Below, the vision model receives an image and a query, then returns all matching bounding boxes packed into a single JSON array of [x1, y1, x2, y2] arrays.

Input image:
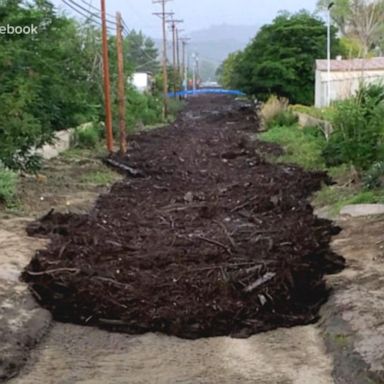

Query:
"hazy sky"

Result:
[[53, 0, 320, 37]]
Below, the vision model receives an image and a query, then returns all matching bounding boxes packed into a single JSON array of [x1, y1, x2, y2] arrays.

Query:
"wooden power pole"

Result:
[[116, 12, 127, 156], [176, 28, 184, 80], [166, 18, 183, 96], [100, 0, 114, 153], [153, 0, 173, 118]]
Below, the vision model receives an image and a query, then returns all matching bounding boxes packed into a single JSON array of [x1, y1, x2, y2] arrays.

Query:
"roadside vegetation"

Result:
[[260, 83, 384, 214], [0, 166, 17, 207], [216, 11, 342, 105], [290, 105, 335, 122], [217, 0, 384, 215], [0, 0, 181, 210], [0, 1, 165, 172]]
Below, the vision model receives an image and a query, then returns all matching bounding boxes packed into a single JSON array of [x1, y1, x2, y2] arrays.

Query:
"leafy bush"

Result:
[[0, 2, 103, 170], [363, 161, 384, 189], [323, 83, 384, 170], [168, 98, 185, 118], [0, 166, 17, 205], [73, 123, 102, 149], [124, 89, 163, 130], [0, 1, 162, 170], [267, 110, 298, 129]]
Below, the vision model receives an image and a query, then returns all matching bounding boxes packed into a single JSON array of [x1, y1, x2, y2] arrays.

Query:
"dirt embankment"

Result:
[[22, 95, 344, 339]]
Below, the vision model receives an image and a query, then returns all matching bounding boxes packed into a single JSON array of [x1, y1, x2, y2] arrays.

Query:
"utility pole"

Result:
[[177, 29, 186, 82], [180, 37, 191, 90], [100, 0, 113, 152], [196, 53, 200, 88], [153, 0, 173, 118], [166, 18, 183, 96], [192, 52, 196, 91], [192, 52, 199, 91], [176, 28, 183, 78], [116, 12, 127, 156], [327, 2, 334, 107]]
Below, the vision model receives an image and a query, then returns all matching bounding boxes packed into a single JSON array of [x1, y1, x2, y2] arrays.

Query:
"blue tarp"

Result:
[[167, 89, 245, 97]]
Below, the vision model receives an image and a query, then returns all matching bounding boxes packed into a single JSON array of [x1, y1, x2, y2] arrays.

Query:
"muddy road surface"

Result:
[[23, 95, 343, 339], [8, 95, 342, 383]]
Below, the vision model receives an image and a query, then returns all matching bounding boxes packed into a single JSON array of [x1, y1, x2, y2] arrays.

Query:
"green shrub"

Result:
[[267, 110, 298, 128], [124, 89, 164, 130], [168, 98, 185, 118], [0, 167, 17, 205], [363, 161, 384, 189], [73, 124, 102, 149], [0, 4, 102, 171], [323, 83, 384, 170]]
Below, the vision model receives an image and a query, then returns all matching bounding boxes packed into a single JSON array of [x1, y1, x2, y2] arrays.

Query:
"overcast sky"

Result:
[[52, 0, 320, 37]]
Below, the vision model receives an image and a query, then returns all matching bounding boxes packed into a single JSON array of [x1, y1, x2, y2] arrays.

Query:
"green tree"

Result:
[[124, 30, 159, 74], [0, 0, 102, 169], [230, 11, 341, 104], [0, 0, 163, 170], [216, 51, 242, 88], [317, 0, 384, 56]]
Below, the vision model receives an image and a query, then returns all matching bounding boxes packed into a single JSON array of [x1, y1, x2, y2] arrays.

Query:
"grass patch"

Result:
[[80, 170, 118, 186], [0, 167, 18, 206], [314, 186, 384, 215], [60, 146, 107, 162], [259, 125, 384, 214], [260, 124, 326, 170]]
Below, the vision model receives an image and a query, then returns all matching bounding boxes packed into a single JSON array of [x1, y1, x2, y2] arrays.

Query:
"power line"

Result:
[[67, 0, 117, 26], [77, 0, 115, 19], [62, 0, 160, 71], [61, 0, 100, 25], [61, 0, 116, 29]]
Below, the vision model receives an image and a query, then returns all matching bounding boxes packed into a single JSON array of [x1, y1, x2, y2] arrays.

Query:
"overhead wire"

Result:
[[77, 0, 115, 20], [61, 0, 101, 25], [66, 0, 117, 26], [60, 0, 115, 32], [61, 0, 160, 69]]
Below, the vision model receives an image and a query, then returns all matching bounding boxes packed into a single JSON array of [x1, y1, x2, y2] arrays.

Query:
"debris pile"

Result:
[[23, 95, 344, 339]]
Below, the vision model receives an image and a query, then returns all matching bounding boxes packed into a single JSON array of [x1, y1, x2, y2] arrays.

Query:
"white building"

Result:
[[131, 72, 153, 93], [315, 57, 384, 107]]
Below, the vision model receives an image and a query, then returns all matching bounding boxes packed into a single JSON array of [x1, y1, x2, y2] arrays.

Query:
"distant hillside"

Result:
[[154, 24, 260, 81]]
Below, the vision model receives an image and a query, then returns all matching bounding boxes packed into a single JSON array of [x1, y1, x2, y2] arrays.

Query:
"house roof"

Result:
[[316, 57, 384, 72]]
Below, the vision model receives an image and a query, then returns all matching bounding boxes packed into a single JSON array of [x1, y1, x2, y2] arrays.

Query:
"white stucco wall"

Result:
[[315, 69, 384, 107]]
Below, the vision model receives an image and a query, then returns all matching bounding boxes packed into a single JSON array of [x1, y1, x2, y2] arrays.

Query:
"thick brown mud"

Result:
[[22, 95, 344, 339]]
